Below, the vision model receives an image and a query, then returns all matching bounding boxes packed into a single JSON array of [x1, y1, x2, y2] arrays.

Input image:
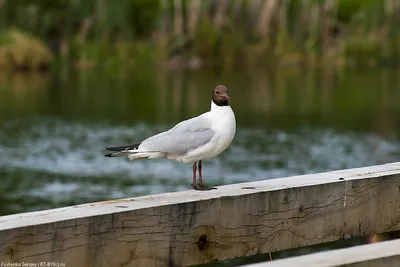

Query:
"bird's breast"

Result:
[[182, 106, 236, 163], [209, 108, 236, 153]]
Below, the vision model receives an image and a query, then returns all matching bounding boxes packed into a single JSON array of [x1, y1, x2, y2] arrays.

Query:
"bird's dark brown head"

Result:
[[212, 85, 230, 106]]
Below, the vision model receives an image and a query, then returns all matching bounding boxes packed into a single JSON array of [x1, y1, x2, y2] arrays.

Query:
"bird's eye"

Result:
[[215, 90, 220, 95]]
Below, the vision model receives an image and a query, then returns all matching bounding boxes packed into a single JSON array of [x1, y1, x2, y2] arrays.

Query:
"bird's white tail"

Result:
[[128, 151, 165, 160], [105, 150, 164, 160]]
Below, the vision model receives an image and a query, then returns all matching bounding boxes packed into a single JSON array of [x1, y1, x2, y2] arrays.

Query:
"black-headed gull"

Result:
[[105, 85, 236, 190]]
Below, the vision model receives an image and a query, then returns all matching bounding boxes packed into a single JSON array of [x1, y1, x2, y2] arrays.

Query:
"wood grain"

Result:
[[0, 162, 399, 267]]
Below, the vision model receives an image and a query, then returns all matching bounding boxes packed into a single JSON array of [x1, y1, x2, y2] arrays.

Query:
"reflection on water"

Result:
[[0, 67, 399, 215]]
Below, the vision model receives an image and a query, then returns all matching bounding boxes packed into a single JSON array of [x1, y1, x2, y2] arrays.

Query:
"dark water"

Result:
[[0, 67, 399, 215]]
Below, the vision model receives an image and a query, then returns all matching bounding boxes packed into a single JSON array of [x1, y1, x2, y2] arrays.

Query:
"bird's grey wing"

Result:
[[139, 116, 215, 154]]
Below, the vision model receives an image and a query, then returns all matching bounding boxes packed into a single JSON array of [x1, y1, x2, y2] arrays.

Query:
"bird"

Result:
[[105, 85, 236, 190]]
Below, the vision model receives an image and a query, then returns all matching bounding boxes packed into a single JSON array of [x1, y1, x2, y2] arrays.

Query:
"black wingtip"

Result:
[[106, 147, 120, 152], [105, 153, 113, 157], [106, 143, 141, 152]]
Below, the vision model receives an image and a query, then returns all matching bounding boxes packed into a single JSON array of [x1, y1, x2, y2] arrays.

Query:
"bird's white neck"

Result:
[[210, 100, 231, 113]]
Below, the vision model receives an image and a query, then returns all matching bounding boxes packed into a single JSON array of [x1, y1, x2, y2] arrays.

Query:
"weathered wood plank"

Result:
[[0, 162, 399, 267], [245, 238, 400, 267]]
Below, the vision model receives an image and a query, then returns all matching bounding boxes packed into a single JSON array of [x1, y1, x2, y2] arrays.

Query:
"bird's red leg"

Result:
[[192, 162, 197, 189], [196, 160, 217, 190], [198, 160, 203, 186]]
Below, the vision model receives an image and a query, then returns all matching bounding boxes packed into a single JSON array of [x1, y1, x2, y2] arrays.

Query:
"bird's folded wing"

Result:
[[140, 116, 215, 154]]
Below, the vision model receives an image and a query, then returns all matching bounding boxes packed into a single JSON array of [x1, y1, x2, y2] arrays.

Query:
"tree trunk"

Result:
[[188, 0, 201, 37], [258, 0, 279, 38], [214, 0, 230, 30], [174, 0, 183, 37]]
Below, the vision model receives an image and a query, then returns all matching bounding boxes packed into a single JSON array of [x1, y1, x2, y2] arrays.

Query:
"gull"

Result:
[[105, 85, 236, 190]]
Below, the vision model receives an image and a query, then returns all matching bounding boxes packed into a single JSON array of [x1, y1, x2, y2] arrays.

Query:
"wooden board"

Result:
[[0, 162, 399, 267], [245, 238, 400, 267]]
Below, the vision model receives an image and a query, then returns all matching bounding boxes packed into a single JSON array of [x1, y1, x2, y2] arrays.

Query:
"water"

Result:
[[0, 67, 399, 215]]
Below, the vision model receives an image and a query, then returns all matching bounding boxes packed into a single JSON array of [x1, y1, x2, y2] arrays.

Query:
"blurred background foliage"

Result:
[[1, 2, 400, 259], [0, 0, 399, 71]]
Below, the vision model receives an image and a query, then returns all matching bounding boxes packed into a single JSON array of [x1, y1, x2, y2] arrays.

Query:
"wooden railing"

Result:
[[0, 162, 399, 267], [245, 238, 400, 267]]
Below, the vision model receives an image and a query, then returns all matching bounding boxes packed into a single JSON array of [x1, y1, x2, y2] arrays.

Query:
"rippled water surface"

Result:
[[0, 68, 399, 215]]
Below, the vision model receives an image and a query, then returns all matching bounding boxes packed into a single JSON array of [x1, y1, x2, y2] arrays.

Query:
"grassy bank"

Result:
[[0, 0, 399, 71]]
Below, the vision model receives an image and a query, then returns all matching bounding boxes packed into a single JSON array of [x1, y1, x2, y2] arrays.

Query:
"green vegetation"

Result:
[[0, 0, 399, 71], [0, 28, 52, 70]]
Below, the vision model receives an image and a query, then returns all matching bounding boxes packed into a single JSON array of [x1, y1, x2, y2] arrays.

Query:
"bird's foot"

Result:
[[192, 184, 217, 191]]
